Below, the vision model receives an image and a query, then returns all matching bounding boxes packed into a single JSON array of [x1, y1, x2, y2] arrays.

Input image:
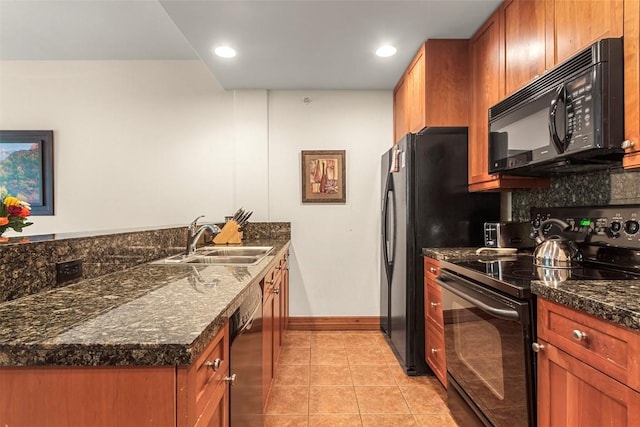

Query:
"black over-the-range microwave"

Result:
[[488, 37, 625, 176]]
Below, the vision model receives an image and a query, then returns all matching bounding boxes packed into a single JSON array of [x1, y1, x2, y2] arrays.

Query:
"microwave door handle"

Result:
[[564, 93, 574, 151], [548, 85, 567, 154]]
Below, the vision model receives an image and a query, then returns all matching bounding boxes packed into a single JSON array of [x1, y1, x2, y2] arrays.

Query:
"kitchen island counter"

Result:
[[0, 239, 289, 367]]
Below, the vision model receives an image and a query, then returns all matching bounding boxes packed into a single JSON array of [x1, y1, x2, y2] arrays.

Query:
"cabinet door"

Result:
[[503, 0, 547, 95], [272, 272, 282, 366], [262, 289, 274, 410], [549, 0, 623, 65], [407, 48, 426, 133], [280, 258, 289, 339], [537, 341, 640, 427], [468, 6, 550, 192], [393, 78, 408, 144], [624, 0, 640, 167], [469, 10, 504, 187]]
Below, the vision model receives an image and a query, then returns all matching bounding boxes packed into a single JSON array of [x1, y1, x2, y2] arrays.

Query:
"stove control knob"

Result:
[[532, 218, 541, 229], [610, 221, 622, 235], [624, 220, 639, 235]]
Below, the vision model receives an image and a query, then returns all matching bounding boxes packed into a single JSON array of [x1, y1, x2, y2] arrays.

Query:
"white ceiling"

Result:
[[0, 0, 502, 90]]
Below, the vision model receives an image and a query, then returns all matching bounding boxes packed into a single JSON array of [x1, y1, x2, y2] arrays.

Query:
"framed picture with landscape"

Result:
[[0, 130, 54, 215], [301, 150, 346, 203]]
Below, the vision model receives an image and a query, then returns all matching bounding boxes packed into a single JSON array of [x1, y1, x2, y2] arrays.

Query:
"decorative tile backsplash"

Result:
[[512, 168, 640, 221], [0, 222, 290, 303]]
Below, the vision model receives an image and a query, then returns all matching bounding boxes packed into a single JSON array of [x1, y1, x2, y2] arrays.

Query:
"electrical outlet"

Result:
[[56, 259, 83, 284]]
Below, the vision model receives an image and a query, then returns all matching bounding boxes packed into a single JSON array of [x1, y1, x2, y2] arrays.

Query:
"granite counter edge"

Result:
[[531, 280, 640, 331]]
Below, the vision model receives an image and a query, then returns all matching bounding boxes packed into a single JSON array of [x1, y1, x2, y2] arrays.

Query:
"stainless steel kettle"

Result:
[[533, 218, 582, 268]]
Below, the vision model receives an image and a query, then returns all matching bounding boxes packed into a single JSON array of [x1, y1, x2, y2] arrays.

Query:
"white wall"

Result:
[[0, 61, 393, 316], [268, 91, 391, 316], [0, 60, 236, 234]]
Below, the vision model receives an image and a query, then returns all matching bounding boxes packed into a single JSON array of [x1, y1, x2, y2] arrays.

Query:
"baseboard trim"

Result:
[[288, 316, 380, 331]]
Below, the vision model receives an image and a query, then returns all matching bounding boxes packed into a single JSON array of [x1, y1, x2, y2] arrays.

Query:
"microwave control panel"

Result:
[[565, 71, 594, 151], [531, 205, 640, 249]]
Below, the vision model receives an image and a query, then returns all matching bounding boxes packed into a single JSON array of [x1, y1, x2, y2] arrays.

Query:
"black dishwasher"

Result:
[[229, 284, 263, 426]]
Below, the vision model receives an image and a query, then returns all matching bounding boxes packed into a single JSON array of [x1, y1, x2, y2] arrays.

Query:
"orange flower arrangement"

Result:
[[0, 192, 33, 235]]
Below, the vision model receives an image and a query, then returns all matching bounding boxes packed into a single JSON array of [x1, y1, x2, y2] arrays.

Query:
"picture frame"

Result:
[[301, 150, 346, 203], [0, 130, 54, 215]]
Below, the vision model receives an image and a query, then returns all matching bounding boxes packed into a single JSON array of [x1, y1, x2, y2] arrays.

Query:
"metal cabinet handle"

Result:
[[430, 302, 440, 308], [224, 373, 237, 386], [532, 342, 545, 352], [572, 329, 588, 341], [205, 358, 222, 371], [265, 279, 274, 285], [429, 267, 437, 273], [431, 348, 439, 354], [274, 287, 280, 295], [622, 140, 635, 149]]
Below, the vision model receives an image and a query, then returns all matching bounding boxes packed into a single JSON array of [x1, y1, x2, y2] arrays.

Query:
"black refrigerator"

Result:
[[380, 127, 501, 375]]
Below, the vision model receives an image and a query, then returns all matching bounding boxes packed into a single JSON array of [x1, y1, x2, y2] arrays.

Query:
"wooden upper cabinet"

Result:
[[503, 0, 547, 95], [469, 9, 503, 187], [468, 2, 550, 191], [407, 47, 426, 133], [393, 78, 408, 144], [548, 0, 623, 65], [392, 39, 469, 144], [624, 0, 640, 168]]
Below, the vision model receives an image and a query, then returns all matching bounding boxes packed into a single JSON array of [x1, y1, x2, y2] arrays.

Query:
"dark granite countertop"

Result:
[[531, 280, 640, 331], [0, 239, 289, 367], [421, 247, 525, 261], [422, 247, 482, 261]]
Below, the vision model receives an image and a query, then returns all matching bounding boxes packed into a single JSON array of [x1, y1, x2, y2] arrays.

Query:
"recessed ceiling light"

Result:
[[376, 45, 397, 58], [214, 46, 237, 58]]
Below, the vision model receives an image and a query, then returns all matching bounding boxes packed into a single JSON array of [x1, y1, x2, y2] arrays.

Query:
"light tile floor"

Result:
[[265, 330, 459, 427]]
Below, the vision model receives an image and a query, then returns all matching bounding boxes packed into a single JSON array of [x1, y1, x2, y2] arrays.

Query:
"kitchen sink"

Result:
[[152, 246, 273, 266], [197, 247, 273, 257]]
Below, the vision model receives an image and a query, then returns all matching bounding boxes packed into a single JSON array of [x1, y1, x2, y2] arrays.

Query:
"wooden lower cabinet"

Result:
[[536, 339, 640, 426], [423, 257, 446, 388], [0, 322, 230, 427], [261, 251, 290, 411], [177, 322, 230, 427], [536, 298, 640, 426]]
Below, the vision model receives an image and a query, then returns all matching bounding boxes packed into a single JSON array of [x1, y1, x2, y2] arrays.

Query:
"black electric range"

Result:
[[445, 253, 640, 299], [438, 205, 640, 427]]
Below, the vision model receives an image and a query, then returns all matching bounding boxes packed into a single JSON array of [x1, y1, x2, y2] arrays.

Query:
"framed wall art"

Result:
[[301, 150, 346, 203], [0, 130, 54, 215]]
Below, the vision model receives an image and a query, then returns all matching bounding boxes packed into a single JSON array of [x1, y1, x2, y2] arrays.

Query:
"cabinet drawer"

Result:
[[425, 320, 447, 388], [425, 281, 443, 329], [193, 325, 229, 418], [538, 298, 640, 392], [424, 257, 440, 283]]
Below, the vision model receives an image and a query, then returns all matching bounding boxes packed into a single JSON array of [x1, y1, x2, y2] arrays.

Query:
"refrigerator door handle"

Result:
[[382, 172, 395, 280]]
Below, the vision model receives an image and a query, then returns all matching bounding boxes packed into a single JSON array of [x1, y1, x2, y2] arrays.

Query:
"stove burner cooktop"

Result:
[[443, 255, 640, 299]]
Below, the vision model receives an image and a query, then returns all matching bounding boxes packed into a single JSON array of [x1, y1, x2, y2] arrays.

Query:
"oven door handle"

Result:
[[436, 276, 521, 321]]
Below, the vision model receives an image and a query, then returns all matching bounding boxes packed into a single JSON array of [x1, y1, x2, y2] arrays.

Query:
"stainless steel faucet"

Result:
[[186, 215, 221, 255]]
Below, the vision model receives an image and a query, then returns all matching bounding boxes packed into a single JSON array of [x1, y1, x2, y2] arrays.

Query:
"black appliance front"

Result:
[[437, 270, 536, 427], [229, 286, 263, 426], [488, 37, 624, 176], [380, 128, 501, 375]]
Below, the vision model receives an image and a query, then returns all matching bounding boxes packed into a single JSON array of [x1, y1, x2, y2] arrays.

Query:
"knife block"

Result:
[[213, 220, 243, 245]]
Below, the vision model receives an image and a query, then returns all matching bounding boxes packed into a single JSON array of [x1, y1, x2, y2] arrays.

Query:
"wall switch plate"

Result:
[[56, 259, 83, 284]]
